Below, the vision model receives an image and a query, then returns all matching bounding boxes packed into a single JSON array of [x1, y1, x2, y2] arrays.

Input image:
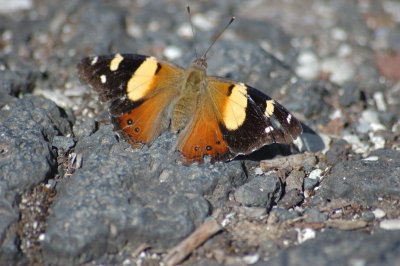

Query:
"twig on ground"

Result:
[[163, 218, 222, 266]]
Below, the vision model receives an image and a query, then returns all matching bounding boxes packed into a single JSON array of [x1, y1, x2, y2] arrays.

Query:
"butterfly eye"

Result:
[[134, 127, 140, 133], [127, 119, 133, 125], [206, 145, 212, 151], [194, 146, 200, 151]]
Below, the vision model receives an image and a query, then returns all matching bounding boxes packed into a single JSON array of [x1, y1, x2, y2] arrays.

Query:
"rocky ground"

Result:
[[0, 0, 400, 265]]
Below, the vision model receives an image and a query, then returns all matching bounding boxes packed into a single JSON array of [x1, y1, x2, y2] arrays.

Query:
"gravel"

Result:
[[1, 0, 399, 265]]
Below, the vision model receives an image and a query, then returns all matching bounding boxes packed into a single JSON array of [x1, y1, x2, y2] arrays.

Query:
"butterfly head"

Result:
[[191, 57, 208, 70]]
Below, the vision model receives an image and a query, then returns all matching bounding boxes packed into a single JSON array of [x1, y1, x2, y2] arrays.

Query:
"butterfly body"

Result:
[[78, 53, 302, 163]]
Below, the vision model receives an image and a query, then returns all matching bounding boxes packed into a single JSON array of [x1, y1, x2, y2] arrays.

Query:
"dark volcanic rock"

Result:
[[72, 117, 97, 139], [0, 95, 72, 264], [318, 149, 400, 206], [277, 189, 304, 209], [262, 229, 400, 266], [51, 136, 75, 150], [41, 126, 245, 265], [270, 208, 300, 222], [304, 177, 319, 190], [2, 0, 399, 265], [0, 95, 72, 198], [304, 208, 327, 222], [234, 173, 282, 208], [325, 138, 350, 166]]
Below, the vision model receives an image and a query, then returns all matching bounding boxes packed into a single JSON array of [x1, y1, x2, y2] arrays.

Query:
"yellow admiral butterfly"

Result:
[[78, 18, 302, 164]]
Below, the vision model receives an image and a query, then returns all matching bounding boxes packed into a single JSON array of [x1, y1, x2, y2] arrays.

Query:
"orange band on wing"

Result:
[[222, 83, 248, 131], [126, 57, 159, 101]]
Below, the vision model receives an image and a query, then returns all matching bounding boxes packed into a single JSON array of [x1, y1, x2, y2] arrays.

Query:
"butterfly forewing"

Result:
[[78, 53, 184, 145]]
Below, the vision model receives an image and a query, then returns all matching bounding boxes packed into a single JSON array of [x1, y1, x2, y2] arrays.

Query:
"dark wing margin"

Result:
[[77, 54, 149, 102], [220, 84, 303, 156]]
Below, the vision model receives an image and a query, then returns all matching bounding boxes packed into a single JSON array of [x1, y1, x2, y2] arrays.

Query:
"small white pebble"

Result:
[[163, 45, 182, 60], [383, 2, 400, 23], [331, 27, 348, 41], [295, 51, 320, 80], [372, 208, 386, 219], [126, 24, 143, 39], [38, 233, 46, 241], [369, 133, 385, 150], [242, 254, 260, 264], [122, 259, 132, 265], [342, 134, 369, 154], [192, 13, 216, 31], [338, 44, 352, 57], [373, 92, 387, 111], [177, 23, 193, 38], [348, 258, 367, 266], [221, 212, 235, 227], [296, 228, 316, 243], [330, 109, 342, 120], [380, 219, 400, 230], [0, 0, 32, 13], [363, 156, 379, 161], [308, 169, 323, 181], [139, 251, 146, 258], [321, 57, 355, 85], [254, 167, 263, 175]]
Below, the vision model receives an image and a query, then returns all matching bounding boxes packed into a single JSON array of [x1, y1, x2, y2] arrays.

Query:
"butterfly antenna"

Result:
[[202, 16, 235, 60], [186, 5, 198, 58]]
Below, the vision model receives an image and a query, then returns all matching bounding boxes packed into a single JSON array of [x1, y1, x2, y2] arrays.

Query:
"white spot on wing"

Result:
[[265, 126, 274, 133], [91, 56, 98, 65], [286, 114, 292, 124], [100, 75, 107, 83]]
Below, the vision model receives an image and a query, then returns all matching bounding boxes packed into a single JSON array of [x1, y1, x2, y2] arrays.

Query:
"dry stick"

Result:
[[163, 218, 222, 266]]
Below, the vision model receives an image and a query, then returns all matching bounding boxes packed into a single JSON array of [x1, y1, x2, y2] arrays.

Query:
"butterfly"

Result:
[[78, 19, 302, 164]]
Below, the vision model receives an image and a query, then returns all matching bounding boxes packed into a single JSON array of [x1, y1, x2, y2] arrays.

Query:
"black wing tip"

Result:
[[77, 56, 94, 83]]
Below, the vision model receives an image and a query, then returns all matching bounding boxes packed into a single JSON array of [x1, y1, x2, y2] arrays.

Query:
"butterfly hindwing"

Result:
[[78, 53, 184, 145]]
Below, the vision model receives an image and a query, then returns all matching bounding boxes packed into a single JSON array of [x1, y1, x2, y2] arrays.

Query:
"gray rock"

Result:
[[0, 68, 38, 98], [285, 170, 304, 191], [0, 95, 72, 264], [270, 208, 300, 222], [258, 239, 280, 258], [0, 195, 22, 265], [304, 208, 327, 222], [0, 95, 72, 198], [262, 229, 400, 266], [234, 173, 282, 208], [286, 81, 331, 120], [304, 178, 319, 190], [362, 211, 376, 223], [72, 117, 97, 139], [277, 189, 304, 209], [339, 82, 360, 107], [318, 149, 400, 206], [325, 138, 350, 166], [41, 126, 244, 265], [52, 136, 75, 150]]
